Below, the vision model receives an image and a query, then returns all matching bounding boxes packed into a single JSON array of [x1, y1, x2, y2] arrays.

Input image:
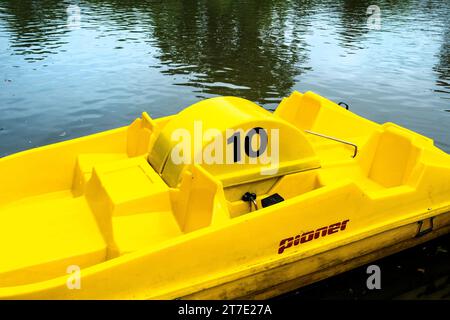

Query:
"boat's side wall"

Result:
[[181, 211, 450, 299]]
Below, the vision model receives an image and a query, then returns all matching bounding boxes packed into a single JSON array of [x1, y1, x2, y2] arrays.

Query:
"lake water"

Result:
[[0, 0, 449, 298]]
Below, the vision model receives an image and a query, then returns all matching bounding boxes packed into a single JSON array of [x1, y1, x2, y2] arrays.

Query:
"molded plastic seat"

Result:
[[364, 126, 421, 188]]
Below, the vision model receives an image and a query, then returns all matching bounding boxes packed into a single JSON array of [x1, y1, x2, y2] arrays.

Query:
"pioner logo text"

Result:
[[278, 219, 350, 254]]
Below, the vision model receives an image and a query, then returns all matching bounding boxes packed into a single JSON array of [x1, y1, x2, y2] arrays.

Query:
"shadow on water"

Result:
[[143, 0, 413, 103], [0, 0, 69, 61], [133, 0, 314, 104], [335, 0, 374, 51], [434, 26, 450, 97]]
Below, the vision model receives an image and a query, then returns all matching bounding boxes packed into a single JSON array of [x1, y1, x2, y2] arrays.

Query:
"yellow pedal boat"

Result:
[[1, 91, 449, 299]]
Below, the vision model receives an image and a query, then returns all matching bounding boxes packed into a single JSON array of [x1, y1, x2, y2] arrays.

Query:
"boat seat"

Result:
[[84, 157, 181, 257], [361, 126, 421, 188]]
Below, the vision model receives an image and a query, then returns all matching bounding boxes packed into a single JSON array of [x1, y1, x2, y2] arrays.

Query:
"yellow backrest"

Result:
[[148, 96, 320, 188], [365, 126, 421, 187], [275, 91, 379, 138]]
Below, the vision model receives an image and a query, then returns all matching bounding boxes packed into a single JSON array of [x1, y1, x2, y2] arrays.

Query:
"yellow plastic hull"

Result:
[[184, 211, 450, 300], [0, 91, 449, 299]]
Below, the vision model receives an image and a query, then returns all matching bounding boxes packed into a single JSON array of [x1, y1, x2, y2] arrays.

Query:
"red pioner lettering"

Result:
[[278, 219, 350, 254]]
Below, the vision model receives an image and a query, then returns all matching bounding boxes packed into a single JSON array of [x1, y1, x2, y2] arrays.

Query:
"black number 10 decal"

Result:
[[227, 127, 268, 163]]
